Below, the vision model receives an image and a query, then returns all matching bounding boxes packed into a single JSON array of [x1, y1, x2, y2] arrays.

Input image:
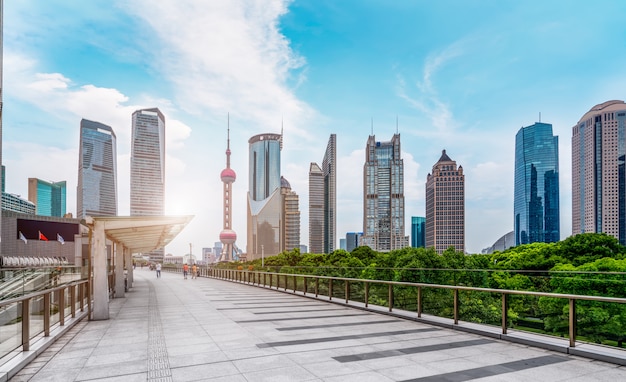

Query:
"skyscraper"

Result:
[[411, 216, 426, 248], [247, 132, 282, 260], [28, 178, 66, 217], [0, 0, 4, 252], [131, 108, 165, 261], [425, 150, 465, 254], [514, 122, 560, 245], [572, 100, 626, 244], [218, 121, 237, 262], [77, 119, 117, 219], [362, 133, 409, 252], [308, 134, 336, 254], [345, 232, 362, 252], [281, 176, 300, 252]]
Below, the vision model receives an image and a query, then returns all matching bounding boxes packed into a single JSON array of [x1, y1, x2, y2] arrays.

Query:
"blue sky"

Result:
[[4, 0, 626, 256]]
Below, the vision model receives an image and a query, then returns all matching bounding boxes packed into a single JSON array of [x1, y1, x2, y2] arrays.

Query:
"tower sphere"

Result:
[[221, 168, 236, 182], [220, 229, 237, 244]]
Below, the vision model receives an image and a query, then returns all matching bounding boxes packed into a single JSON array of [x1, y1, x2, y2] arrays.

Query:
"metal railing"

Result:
[[0, 279, 90, 362], [205, 268, 626, 349]]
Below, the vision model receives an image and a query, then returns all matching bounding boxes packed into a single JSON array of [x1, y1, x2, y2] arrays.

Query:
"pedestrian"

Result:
[[183, 263, 189, 279], [156, 262, 162, 278], [191, 264, 197, 279]]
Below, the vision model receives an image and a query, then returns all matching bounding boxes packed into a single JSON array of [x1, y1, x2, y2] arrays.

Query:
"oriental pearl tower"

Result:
[[218, 118, 237, 262]]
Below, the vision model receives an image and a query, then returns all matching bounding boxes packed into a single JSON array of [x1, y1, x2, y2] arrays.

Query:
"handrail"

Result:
[[0, 279, 90, 360], [205, 268, 626, 349]]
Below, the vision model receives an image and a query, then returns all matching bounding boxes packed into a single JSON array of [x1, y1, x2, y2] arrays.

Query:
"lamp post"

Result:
[[261, 244, 264, 268]]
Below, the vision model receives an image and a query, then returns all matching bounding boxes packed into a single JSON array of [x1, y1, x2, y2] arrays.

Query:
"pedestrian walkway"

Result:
[[9, 268, 626, 381]]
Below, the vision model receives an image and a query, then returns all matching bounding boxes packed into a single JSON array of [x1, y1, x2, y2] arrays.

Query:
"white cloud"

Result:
[[123, 0, 317, 140]]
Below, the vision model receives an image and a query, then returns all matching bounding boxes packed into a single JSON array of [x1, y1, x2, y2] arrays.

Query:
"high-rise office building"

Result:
[[572, 100, 626, 244], [130, 108, 165, 262], [345, 232, 362, 252], [308, 134, 337, 254], [0, 0, 4, 251], [411, 216, 426, 248], [28, 178, 66, 217], [281, 176, 300, 252], [362, 133, 409, 251], [247, 132, 282, 260], [514, 122, 560, 245], [77, 119, 117, 219], [425, 150, 465, 254]]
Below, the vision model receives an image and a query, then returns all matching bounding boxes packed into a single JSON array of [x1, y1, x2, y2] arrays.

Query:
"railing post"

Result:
[[388, 284, 393, 312], [22, 298, 30, 351], [569, 298, 576, 347], [87, 279, 92, 321], [59, 288, 66, 326], [70, 284, 76, 318], [315, 278, 319, 297], [329, 279, 333, 301], [453, 289, 459, 325], [79, 282, 84, 312], [293, 275, 297, 293], [264, 273, 267, 287], [285, 274, 288, 291], [365, 282, 369, 307], [304, 277, 308, 295], [502, 293, 508, 334], [44, 292, 51, 336], [345, 280, 350, 303], [269, 274, 273, 288], [417, 286, 422, 318]]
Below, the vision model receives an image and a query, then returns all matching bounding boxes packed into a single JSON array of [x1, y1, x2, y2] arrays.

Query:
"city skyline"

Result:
[[3, 1, 626, 256]]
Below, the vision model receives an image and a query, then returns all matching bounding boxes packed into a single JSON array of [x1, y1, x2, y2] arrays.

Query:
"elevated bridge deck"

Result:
[[8, 268, 626, 381]]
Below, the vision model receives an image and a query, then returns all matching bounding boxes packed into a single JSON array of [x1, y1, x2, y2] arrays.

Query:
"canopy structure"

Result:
[[83, 215, 194, 320], [86, 215, 194, 253]]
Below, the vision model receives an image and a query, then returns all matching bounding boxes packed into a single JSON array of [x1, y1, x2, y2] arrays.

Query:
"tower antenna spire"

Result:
[[226, 113, 231, 168], [396, 115, 399, 134], [371, 117, 373, 136]]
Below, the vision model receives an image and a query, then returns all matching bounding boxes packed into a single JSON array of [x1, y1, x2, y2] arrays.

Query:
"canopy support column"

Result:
[[92, 219, 109, 320], [115, 242, 125, 298]]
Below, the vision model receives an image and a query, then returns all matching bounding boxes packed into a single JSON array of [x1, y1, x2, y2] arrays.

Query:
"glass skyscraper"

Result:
[[77, 119, 117, 219], [514, 122, 560, 245], [131, 108, 165, 262], [247, 132, 282, 260], [572, 100, 626, 244], [309, 134, 336, 254], [28, 178, 66, 217], [411, 216, 425, 248], [362, 133, 409, 252]]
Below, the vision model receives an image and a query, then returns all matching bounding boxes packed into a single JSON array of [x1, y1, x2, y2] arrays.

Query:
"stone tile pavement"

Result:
[[8, 268, 626, 381]]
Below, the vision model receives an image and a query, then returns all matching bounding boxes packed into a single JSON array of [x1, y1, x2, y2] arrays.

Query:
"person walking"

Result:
[[183, 263, 189, 279], [156, 262, 161, 278], [191, 264, 198, 279]]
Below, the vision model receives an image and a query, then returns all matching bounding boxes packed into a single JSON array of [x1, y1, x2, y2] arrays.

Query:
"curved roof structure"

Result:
[[578, 100, 626, 123]]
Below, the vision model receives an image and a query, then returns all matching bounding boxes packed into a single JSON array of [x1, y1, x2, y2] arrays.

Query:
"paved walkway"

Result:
[[9, 268, 626, 381]]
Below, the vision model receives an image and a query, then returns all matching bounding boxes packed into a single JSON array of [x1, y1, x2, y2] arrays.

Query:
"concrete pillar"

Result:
[[125, 247, 133, 289], [115, 242, 125, 298], [92, 220, 109, 320]]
